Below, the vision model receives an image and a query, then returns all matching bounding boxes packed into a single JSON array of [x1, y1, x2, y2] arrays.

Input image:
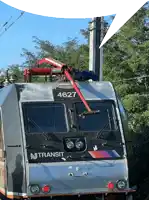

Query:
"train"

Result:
[[0, 57, 135, 200]]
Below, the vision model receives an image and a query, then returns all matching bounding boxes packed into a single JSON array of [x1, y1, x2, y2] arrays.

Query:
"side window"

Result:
[[116, 93, 128, 121], [116, 95, 129, 136], [117, 98, 128, 121]]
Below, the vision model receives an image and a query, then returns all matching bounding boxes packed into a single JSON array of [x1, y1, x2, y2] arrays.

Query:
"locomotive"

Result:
[[0, 57, 135, 200]]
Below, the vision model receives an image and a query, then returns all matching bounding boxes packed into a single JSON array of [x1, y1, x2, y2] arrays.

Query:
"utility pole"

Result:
[[89, 17, 104, 81]]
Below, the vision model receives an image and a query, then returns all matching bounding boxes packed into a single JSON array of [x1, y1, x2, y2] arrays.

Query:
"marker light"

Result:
[[66, 140, 74, 149], [30, 185, 40, 194], [42, 185, 50, 193], [116, 180, 127, 190], [107, 182, 114, 190], [75, 140, 84, 150]]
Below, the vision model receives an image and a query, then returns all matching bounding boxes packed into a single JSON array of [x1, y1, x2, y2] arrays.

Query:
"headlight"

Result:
[[30, 185, 40, 194], [66, 140, 74, 149], [75, 140, 84, 150], [116, 180, 127, 190]]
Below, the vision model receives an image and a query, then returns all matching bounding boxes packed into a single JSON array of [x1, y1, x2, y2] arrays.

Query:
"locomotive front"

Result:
[[18, 80, 134, 200]]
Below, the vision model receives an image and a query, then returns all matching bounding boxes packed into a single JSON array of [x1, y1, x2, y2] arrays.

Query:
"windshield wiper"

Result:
[[27, 118, 62, 142], [95, 121, 125, 147], [96, 132, 124, 148], [96, 120, 118, 139], [28, 118, 44, 133], [79, 110, 100, 118]]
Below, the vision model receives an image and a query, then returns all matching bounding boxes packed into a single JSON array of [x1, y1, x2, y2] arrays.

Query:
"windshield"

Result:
[[22, 102, 68, 133], [75, 101, 118, 132]]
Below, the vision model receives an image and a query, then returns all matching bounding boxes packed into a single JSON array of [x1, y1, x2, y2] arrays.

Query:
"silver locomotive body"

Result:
[[0, 81, 132, 199]]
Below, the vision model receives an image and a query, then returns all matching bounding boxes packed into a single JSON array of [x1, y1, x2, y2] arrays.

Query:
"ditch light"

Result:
[[116, 180, 127, 190], [30, 185, 40, 194]]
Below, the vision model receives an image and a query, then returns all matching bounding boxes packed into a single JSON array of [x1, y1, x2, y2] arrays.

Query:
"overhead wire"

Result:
[[0, 16, 12, 33], [0, 11, 147, 85], [0, 11, 25, 37], [112, 74, 149, 83]]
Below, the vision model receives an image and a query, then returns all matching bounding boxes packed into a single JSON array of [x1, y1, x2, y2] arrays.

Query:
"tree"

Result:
[[104, 3, 149, 131], [20, 36, 88, 70], [20, 18, 109, 71], [8, 64, 24, 82], [103, 3, 149, 197]]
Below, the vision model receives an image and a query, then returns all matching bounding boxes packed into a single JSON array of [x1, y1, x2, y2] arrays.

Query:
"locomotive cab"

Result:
[[0, 57, 135, 200]]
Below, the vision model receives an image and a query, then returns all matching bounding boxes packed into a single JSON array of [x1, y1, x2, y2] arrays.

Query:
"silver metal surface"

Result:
[[28, 159, 128, 195], [0, 84, 26, 193], [0, 82, 129, 197], [19, 83, 54, 101], [17, 81, 116, 102]]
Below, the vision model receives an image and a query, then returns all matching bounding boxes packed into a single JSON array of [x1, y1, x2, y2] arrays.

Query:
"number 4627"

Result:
[[57, 92, 77, 98]]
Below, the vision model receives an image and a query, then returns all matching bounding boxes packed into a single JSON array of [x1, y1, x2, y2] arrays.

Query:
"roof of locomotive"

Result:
[[0, 81, 117, 105]]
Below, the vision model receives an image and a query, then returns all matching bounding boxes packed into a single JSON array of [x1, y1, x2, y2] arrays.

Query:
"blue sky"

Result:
[[0, 1, 112, 68]]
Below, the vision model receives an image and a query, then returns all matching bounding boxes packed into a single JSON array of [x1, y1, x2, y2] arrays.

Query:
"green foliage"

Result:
[[21, 36, 89, 70], [123, 94, 147, 113], [115, 84, 134, 97], [102, 4, 149, 197], [9, 65, 23, 82]]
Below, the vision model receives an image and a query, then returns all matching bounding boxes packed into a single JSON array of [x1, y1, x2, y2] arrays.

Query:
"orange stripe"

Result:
[[88, 151, 111, 158]]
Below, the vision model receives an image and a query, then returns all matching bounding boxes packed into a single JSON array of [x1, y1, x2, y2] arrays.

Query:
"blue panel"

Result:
[[74, 70, 98, 81]]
